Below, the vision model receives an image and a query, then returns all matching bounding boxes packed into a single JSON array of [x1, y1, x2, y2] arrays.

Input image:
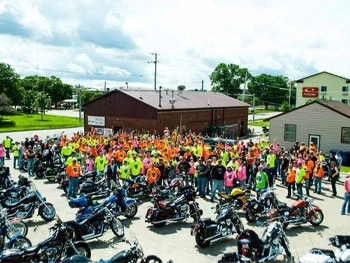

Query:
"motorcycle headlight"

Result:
[[225, 219, 231, 225]]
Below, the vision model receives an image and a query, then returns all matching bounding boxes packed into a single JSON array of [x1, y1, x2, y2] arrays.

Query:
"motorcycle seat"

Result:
[[200, 217, 213, 224], [277, 202, 288, 209]]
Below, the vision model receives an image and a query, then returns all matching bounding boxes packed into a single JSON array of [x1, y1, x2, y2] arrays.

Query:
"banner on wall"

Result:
[[88, 116, 105, 126]]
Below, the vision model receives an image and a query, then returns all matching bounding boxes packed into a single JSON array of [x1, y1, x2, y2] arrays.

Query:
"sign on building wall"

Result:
[[302, 87, 319, 98], [88, 116, 105, 126]]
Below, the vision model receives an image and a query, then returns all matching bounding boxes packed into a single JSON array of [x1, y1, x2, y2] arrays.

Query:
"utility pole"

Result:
[[289, 81, 292, 108], [78, 87, 82, 123], [149, 52, 159, 91], [201, 80, 204, 91], [242, 69, 248, 102]]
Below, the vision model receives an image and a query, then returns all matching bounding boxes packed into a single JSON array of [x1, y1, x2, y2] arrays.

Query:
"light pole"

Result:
[[125, 82, 129, 89], [78, 88, 82, 122]]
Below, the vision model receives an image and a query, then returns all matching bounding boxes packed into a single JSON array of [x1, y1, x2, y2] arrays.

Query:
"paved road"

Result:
[[3, 159, 349, 263]]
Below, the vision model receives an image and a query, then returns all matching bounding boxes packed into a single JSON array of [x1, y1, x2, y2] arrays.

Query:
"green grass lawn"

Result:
[[0, 114, 83, 132], [341, 166, 350, 173], [248, 119, 270, 127]]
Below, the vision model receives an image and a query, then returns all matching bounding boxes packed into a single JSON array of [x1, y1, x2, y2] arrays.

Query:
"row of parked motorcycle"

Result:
[[0, 165, 172, 262]]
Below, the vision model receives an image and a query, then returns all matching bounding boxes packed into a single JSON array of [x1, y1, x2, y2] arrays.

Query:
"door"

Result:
[[309, 134, 320, 152]]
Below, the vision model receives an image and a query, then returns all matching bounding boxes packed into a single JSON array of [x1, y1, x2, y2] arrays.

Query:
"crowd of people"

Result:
[[1, 127, 349, 215]]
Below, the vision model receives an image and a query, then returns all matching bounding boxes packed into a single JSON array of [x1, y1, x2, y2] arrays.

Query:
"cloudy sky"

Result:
[[0, 0, 349, 90]]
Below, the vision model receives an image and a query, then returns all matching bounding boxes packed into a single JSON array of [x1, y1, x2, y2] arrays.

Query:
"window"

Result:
[[342, 99, 348, 105], [284, 124, 296, 141], [342, 86, 349, 93], [321, 86, 327, 92], [341, 127, 350, 144]]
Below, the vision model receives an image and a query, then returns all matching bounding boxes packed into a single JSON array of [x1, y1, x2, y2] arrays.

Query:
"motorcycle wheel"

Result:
[[66, 243, 91, 259], [245, 209, 256, 222], [46, 176, 57, 183], [8, 236, 32, 249], [195, 233, 210, 248], [310, 210, 324, 226], [35, 170, 45, 179], [234, 219, 245, 235], [39, 203, 56, 221], [110, 217, 125, 238], [8, 220, 28, 237], [124, 203, 138, 218], [144, 255, 163, 263], [281, 236, 292, 257], [22, 161, 28, 172]]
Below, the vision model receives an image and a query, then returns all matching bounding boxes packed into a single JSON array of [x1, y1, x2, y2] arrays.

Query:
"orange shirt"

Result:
[[286, 169, 295, 183], [66, 163, 81, 178], [313, 167, 324, 178], [146, 167, 161, 184], [115, 150, 127, 162]]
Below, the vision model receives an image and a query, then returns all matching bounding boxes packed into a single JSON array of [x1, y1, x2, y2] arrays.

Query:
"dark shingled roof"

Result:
[[118, 89, 250, 110]]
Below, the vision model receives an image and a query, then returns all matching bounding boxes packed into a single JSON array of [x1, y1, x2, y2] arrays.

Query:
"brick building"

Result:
[[83, 89, 250, 138]]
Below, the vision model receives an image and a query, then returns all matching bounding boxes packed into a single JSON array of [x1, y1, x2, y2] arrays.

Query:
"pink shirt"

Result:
[[237, 165, 246, 180], [85, 159, 94, 171], [0, 146, 5, 158], [224, 171, 237, 187], [345, 177, 350, 193]]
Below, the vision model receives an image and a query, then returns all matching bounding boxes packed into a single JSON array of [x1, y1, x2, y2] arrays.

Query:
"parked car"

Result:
[[202, 137, 235, 149]]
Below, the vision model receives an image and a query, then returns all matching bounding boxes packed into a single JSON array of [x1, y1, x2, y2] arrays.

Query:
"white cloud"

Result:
[[0, 0, 349, 89]]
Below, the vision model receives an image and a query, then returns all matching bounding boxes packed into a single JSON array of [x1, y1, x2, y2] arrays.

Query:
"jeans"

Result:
[[211, 179, 224, 200], [225, 186, 233, 195], [296, 183, 303, 199], [341, 193, 350, 214], [206, 178, 212, 195], [314, 177, 322, 193], [5, 148, 10, 159], [331, 177, 337, 196], [13, 156, 18, 168], [0, 157, 4, 167], [280, 170, 286, 185], [304, 178, 310, 196], [27, 158, 34, 176], [18, 154, 23, 169], [287, 182, 295, 198], [197, 176, 207, 198], [67, 177, 79, 197]]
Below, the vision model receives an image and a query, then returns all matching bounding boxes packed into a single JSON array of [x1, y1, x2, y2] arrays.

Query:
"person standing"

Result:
[[18, 142, 24, 170], [280, 152, 290, 186], [26, 146, 35, 177], [329, 160, 339, 197], [341, 173, 350, 215], [286, 164, 295, 198], [146, 163, 161, 186], [0, 143, 5, 167], [237, 158, 247, 187], [210, 159, 226, 202], [66, 158, 81, 199], [255, 165, 268, 197], [12, 142, 19, 169], [196, 159, 208, 198], [295, 162, 306, 200], [3, 136, 12, 160], [224, 166, 237, 195], [95, 152, 107, 178], [313, 161, 324, 194], [104, 158, 119, 190]]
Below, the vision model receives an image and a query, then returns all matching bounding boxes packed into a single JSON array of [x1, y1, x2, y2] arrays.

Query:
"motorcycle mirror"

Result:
[[56, 216, 62, 224]]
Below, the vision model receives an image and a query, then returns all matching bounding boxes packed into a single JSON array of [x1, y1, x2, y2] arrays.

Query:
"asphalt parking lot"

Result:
[[4, 162, 349, 263]]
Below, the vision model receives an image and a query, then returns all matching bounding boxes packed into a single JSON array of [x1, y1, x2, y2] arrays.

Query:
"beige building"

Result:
[[296, 71, 350, 107], [267, 101, 350, 164]]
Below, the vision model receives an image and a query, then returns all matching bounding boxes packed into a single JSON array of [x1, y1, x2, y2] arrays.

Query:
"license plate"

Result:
[[242, 244, 249, 249]]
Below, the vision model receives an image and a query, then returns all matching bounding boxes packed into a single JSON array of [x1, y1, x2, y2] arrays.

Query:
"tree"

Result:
[[210, 63, 252, 97], [0, 63, 23, 107], [81, 91, 103, 105], [22, 90, 36, 114], [34, 91, 51, 120], [248, 74, 289, 109], [0, 93, 12, 115]]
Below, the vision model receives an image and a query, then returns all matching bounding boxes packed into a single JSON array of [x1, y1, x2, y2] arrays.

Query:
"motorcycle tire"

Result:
[[39, 203, 56, 221], [195, 233, 210, 248], [8, 236, 32, 249], [234, 219, 245, 235], [144, 255, 163, 263], [46, 176, 57, 183], [7, 220, 28, 237], [66, 243, 91, 259], [245, 209, 257, 222], [110, 217, 125, 238], [310, 210, 324, 226], [281, 236, 292, 257], [35, 171, 45, 179], [22, 161, 28, 172], [124, 203, 138, 218]]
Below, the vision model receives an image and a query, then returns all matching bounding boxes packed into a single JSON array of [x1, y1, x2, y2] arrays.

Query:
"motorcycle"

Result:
[[44, 160, 65, 183], [218, 252, 250, 263], [191, 201, 244, 248], [0, 209, 32, 251], [270, 195, 324, 229], [237, 221, 291, 262], [69, 188, 138, 219], [60, 171, 97, 195], [65, 193, 125, 241], [330, 235, 350, 263], [1, 175, 32, 207], [0, 209, 28, 237], [243, 189, 279, 223], [6, 181, 56, 221], [217, 182, 251, 210], [61, 238, 165, 263], [0, 167, 13, 190], [123, 175, 151, 199], [0, 217, 91, 263], [145, 186, 203, 227]]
